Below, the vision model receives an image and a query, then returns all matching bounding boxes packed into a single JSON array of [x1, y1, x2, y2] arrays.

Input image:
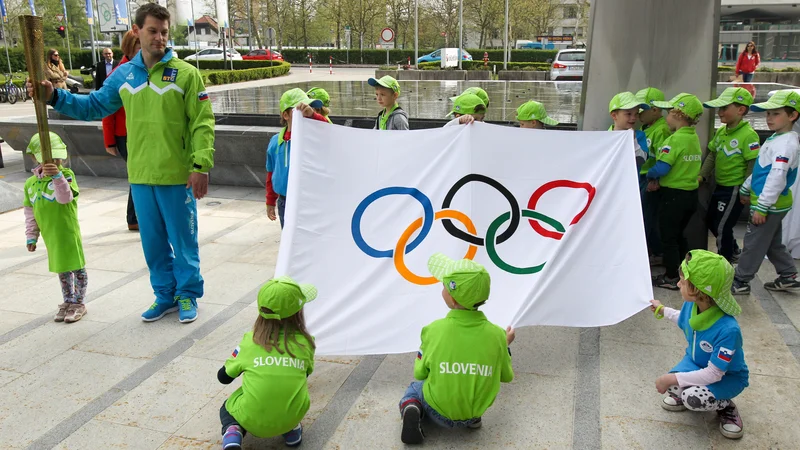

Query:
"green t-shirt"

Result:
[[224, 330, 315, 438], [640, 117, 673, 174], [707, 121, 760, 187], [23, 168, 85, 273], [414, 309, 514, 421], [656, 127, 702, 191]]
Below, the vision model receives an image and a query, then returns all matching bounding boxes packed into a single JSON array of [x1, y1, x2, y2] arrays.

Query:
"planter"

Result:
[[498, 71, 549, 81]]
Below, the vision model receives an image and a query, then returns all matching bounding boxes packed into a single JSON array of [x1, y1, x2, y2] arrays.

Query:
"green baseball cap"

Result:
[[428, 253, 491, 310], [256, 276, 318, 320], [635, 87, 666, 107], [26, 132, 68, 163], [652, 93, 703, 120], [306, 87, 330, 107], [449, 93, 486, 117], [609, 92, 650, 113], [680, 250, 741, 317], [703, 87, 754, 108], [279, 88, 323, 112], [368, 75, 401, 94], [750, 89, 800, 113], [516, 100, 559, 126], [450, 87, 490, 108]]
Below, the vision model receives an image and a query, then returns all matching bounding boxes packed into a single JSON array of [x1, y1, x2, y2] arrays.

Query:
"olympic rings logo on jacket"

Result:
[[351, 174, 596, 285]]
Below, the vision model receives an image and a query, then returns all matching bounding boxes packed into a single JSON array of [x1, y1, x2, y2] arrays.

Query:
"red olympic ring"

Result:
[[527, 180, 596, 240]]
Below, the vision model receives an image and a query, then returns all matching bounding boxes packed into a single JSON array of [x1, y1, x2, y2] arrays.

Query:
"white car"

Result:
[[767, 88, 800, 97], [183, 48, 243, 61], [549, 49, 585, 81]]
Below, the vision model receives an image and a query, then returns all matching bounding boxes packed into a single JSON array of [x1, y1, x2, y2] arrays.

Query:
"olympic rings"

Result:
[[441, 174, 521, 246], [350, 174, 596, 285], [394, 210, 479, 285]]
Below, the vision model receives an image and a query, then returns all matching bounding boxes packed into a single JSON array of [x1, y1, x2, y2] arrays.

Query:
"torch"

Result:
[[20, 15, 53, 163]]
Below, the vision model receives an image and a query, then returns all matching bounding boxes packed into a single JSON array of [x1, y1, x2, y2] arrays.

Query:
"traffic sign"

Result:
[[55, 14, 64, 22], [380, 27, 394, 43]]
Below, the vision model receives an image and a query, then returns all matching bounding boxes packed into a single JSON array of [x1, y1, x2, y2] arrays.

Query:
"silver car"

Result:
[[549, 49, 586, 81]]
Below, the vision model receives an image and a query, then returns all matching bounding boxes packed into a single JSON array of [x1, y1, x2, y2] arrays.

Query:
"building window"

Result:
[[577, 27, 583, 37], [562, 27, 576, 36], [564, 5, 578, 19], [547, 27, 554, 35]]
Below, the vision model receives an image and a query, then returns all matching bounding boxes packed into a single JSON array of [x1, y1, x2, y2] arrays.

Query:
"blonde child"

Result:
[[23, 132, 87, 323], [444, 93, 486, 127], [368, 75, 409, 130], [217, 276, 317, 449], [399, 254, 514, 444], [650, 250, 748, 440], [516, 100, 559, 129], [306, 87, 332, 123], [265, 88, 328, 228], [609, 91, 650, 172]]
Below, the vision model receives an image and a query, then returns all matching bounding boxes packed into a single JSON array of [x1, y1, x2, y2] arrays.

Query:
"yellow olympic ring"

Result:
[[393, 210, 478, 285]]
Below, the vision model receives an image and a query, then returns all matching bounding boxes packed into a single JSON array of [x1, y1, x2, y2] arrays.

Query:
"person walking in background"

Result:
[[102, 32, 140, 231], [735, 42, 760, 83], [94, 48, 119, 90], [45, 49, 68, 90]]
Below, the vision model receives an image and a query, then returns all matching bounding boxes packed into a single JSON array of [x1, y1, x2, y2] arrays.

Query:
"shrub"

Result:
[[203, 62, 291, 85]]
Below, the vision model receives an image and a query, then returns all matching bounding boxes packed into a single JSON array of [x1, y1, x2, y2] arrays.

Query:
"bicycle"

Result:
[[0, 73, 17, 104]]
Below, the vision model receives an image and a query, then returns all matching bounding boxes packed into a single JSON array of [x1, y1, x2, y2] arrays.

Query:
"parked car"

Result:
[[242, 49, 284, 61], [183, 48, 243, 61], [549, 49, 585, 81], [417, 48, 472, 64]]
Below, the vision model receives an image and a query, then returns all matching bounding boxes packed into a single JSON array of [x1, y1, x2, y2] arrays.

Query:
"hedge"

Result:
[[191, 59, 285, 70], [203, 62, 291, 85]]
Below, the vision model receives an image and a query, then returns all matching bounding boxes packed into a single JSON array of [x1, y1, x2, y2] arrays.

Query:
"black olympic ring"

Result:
[[441, 174, 521, 246]]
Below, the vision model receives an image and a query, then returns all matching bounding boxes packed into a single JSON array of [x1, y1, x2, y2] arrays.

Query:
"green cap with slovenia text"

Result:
[[368, 75, 401, 94], [609, 92, 650, 112], [652, 93, 703, 120], [256, 276, 318, 320], [516, 100, 559, 125], [449, 93, 486, 117], [26, 132, 68, 163], [428, 253, 491, 310], [450, 87, 490, 108], [703, 87, 754, 108], [635, 87, 666, 107], [680, 250, 741, 317], [750, 89, 800, 112], [306, 87, 330, 107], [280, 88, 323, 112]]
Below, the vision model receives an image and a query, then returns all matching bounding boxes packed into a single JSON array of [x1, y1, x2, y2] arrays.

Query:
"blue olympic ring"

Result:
[[351, 187, 434, 258]]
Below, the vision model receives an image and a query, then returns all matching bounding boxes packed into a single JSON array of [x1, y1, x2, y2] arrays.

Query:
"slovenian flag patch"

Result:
[[416, 350, 423, 360], [198, 91, 209, 101], [776, 156, 789, 164], [232, 346, 240, 358], [661, 146, 671, 154], [749, 142, 760, 150], [717, 347, 734, 362]]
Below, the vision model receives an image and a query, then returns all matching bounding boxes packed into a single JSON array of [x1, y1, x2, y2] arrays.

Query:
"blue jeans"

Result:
[[399, 381, 480, 428], [277, 195, 286, 229], [742, 72, 754, 82], [131, 184, 204, 304]]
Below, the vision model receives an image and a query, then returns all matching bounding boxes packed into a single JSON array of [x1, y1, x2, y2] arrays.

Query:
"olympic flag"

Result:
[[277, 111, 653, 355]]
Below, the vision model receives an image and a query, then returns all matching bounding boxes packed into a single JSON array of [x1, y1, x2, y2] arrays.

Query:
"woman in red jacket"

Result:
[[735, 41, 760, 83], [102, 31, 140, 231]]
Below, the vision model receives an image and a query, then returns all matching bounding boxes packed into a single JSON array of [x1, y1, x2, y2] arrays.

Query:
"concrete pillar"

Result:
[[579, 0, 721, 251]]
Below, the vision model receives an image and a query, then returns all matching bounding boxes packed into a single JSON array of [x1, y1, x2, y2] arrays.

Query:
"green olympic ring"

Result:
[[485, 209, 566, 274]]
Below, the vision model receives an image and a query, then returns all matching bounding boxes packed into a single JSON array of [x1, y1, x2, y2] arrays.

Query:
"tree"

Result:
[[428, 0, 458, 48], [465, 0, 503, 48], [386, 0, 411, 48]]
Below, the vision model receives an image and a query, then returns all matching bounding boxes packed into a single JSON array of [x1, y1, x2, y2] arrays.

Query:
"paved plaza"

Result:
[[1, 70, 799, 449]]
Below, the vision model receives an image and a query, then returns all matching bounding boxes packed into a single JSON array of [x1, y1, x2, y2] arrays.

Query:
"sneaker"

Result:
[[64, 303, 86, 323], [177, 297, 198, 323], [653, 274, 679, 290], [717, 402, 744, 439], [222, 425, 243, 449], [141, 298, 179, 322], [128, 224, 139, 231], [468, 417, 482, 429], [54, 302, 70, 322], [764, 275, 800, 292], [400, 402, 424, 445], [731, 279, 751, 295], [283, 423, 302, 447], [649, 255, 664, 266], [660, 391, 687, 412]]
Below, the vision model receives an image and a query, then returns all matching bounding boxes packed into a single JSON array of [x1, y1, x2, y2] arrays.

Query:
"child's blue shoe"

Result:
[[283, 423, 302, 447], [141, 298, 178, 322], [177, 297, 198, 323], [222, 425, 243, 449]]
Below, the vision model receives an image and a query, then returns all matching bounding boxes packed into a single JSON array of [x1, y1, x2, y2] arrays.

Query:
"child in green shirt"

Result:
[[217, 276, 317, 449], [444, 93, 486, 126], [700, 87, 761, 263], [399, 254, 515, 445], [516, 100, 559, 129], [368, 75, 409, 130], [23, 132, 87, 324], [306, 87, 333, 123]]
